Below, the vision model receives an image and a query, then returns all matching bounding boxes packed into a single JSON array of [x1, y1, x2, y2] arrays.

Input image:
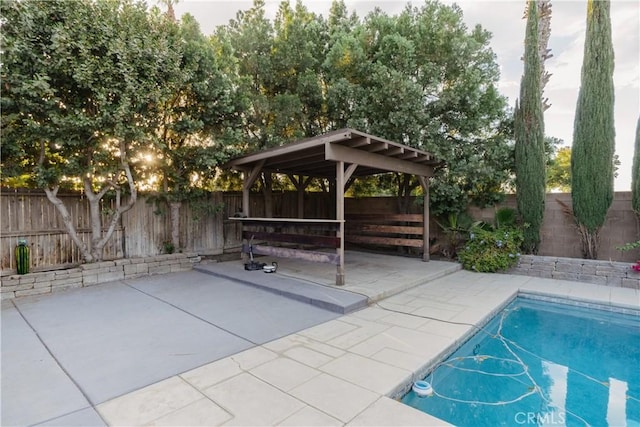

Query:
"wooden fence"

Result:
[[0, 190, 334, 273], [1, 190, 231, 272], [121, 192, 226, 257], [2, 189, 638, 273], [1, 189, 124, 271]]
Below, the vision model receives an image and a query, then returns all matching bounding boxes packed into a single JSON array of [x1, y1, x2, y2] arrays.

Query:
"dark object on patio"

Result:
[[244, 235, 266, 271], [245, 260, 266, 271]]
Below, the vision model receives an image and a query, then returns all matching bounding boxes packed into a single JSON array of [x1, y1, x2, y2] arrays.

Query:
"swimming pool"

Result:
[[401, 296, 640, 426]]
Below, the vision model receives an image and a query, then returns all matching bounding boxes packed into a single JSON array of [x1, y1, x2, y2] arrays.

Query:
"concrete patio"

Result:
[[1, 252, 638, 426], [195, 250, 462, 307]]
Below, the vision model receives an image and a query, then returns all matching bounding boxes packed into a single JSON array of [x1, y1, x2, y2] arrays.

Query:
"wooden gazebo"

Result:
[[224, 129, 441, 286]]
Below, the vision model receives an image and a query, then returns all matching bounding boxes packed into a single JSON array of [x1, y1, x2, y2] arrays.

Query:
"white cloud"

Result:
[[611, 4, 640, 89]]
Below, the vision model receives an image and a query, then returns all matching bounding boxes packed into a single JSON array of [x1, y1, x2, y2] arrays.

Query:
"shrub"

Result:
[[162, 241, 176, 254], [495, 207, 518, 229], [617, 241, 640, 272], [435, 212, 478, 259], [458, 227, 524, 273]]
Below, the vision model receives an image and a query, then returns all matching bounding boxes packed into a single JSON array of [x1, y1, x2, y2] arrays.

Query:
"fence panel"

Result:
[[120, 197, 169, 257], [467, 192, 638, 262], [1, 190, 123, 271], [183, 192, 225, 255], [222, 193, 244, 249], [121, 193, 229, 257]]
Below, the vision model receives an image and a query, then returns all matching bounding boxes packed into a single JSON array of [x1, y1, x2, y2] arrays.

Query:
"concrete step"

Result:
[[194, 263, 368, 314]]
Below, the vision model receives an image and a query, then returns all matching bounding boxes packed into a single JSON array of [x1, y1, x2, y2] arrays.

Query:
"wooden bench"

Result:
[[230, 217, 343, 265]]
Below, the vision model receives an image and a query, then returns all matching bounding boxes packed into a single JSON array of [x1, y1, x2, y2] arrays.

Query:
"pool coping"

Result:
[[386, 289, 518, 401], [387, 289, 640, 401]]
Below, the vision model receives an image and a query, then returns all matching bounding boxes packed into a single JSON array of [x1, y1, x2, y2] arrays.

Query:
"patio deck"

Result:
[[1, 251, 457, 426], [195, 250, 462, 312], [2, 252, 638, 426]]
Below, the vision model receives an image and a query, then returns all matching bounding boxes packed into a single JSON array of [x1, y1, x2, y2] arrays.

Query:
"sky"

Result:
[[167, 0, 640, 191]]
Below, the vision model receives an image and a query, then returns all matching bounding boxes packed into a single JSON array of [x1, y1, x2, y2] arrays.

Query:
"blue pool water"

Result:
[[401, 297, 640, 426]]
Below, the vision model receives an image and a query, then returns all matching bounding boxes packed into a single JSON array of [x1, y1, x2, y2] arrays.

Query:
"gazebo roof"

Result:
[[225, 128, 441, 178]]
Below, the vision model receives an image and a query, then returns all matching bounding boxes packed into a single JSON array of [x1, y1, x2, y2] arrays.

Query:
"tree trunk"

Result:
[[82, 160, 137, 262], [169, 201, 181, 250], [44, 186, 94, 262], [395, 174, 418, 214], [578, 224, 600, 259], [88, 194, 103, 261]]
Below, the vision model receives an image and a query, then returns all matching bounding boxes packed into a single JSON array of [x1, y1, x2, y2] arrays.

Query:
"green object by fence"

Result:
[[16, 239, 29, 275]]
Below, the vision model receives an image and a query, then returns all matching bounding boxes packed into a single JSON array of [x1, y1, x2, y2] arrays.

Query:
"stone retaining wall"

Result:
[[0, 253, 201, 300], [510, 255, 640, 289]]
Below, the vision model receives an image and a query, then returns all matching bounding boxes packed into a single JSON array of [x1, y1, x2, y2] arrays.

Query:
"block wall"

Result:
[[0, 253, 200, 300], [468, 192, 639, 262], [510, 255, 640, 289]]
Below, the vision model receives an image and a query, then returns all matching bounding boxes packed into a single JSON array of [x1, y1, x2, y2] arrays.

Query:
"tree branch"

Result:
[[95, 162, 137, 251], [44, 185, 93, 262], [84, 177, 98, 202]]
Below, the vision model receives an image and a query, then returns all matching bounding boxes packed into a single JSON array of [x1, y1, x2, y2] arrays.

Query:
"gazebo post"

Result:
[[336, 161, 345, 286], [418, 176, 430, 261], [242, 160, 265, 217], [297, 176, 304, 219], [263, 172, 273, 218], [242, 179, 249, 217]]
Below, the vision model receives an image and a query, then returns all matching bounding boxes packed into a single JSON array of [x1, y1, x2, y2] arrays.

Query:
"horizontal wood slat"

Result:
[[346, 214, 424, 223], [2, 227, 123, 238], [242, 244, 340, 265], [242, 231, 340, 248], [231, 217, 341, 231], [345, 235, 424, 248], [346, 224, 423, 235], [345, 213, 425, 249]]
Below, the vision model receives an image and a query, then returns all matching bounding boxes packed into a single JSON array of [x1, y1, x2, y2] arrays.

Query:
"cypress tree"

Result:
[[632, 117, 640, 214], [515, 0, 546, 254], [571, 0, 615, 259]]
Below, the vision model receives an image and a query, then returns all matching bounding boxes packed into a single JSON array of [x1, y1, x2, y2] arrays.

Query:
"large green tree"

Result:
[[324, 1, 512, 215], [150, 12, 244, 250], [547, 146, 571, 192], [270, 1, 328, 138], [1, 0, 181, 262], [514, 0, 546, 253], [571, 0, 615, 259], [215, 0, 329, 151], [216, 0, 511, 215], [213, 3, 272, 150], [212, 0, 331, 205]]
